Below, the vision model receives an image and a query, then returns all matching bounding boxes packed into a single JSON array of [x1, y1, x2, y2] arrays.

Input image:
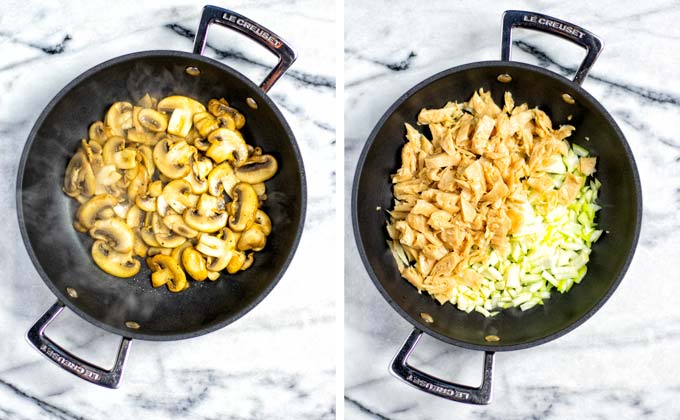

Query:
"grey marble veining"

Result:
[[345, 0, 680, 418], [0, 0, 335, 419]]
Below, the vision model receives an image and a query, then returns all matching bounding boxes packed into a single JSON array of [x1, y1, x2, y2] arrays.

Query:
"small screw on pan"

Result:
[[185, 66, 201, 76], [420, 312, 434, 323], [562, 93, 576, 105], [246, 97, 258, 110], [497, 74, 512, 83], [66, 287, 78, 299], [125, 321, 140, 330], [484, 335, 500, 342]]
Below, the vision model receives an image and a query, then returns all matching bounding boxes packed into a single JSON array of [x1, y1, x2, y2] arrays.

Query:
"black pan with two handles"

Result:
[[353, 11, 641, 404], [17, 5, 306, 388]]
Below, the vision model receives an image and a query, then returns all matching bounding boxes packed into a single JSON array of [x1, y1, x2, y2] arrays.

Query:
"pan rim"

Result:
[[352, 59, 642, 352], [17, 50, 307, 341]]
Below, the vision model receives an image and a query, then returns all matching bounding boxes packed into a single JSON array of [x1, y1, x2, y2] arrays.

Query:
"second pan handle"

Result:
[[390, 329, 495, 404], [192, 5, 297, 92], [501, 10, 603, 85], [26, 301, 132, 389]]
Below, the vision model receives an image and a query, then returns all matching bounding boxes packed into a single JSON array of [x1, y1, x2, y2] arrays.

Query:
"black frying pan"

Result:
[[17, 6, 306, 388], [353, 11, 641, 404]]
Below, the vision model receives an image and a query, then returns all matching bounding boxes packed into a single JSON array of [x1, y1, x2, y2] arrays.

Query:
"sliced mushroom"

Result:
[[185, 128, 202, 146], [167, 108, 193, 137], [138, 108, 168, 132], [136, 193, 156, 212], [153, 138, 194, 179], [234, 155, 278, 184], [132, 232, 149, 258], [206, 270, 220, 281], [208, 98, 245, 129], [252, 182, 266, 197], [196, 233, 232, 272], [205, 128, 248, 166], [78, 194, 118, 228], [217, 115, 236, 130], [254, 209, 272, 235], [147, 254, 187, 292], [126, 205, 145, 230], [89, 217, 134, 253], [152, 213, 186, 248], [94, 165, 123, 195], [63, 150, 96, 198], [163, 214, 198, 238], [194, 136, 210, 152], [193, 112, 219, 138], [102, 136, 125, 166], [226, 251, 246, 274], [113, 149, 137, 170], [182, 247, 208, 281], [105, 102, 133, 137], [157, 95, 206, 115], [127, 166, 148, 202], [241, 253, 255, 271], [169, 241, 191, 265], [89, 121, 108, 144], [112, 200, 131, 219], [237, 226, 267, 251], [127, 129, 158, 145], [207, 162, 239, 198], [155, 193, 170, 217], [183, 194, 228, 233], [161, 179, 196, 214], [148, 180, 163, 197], [228, 183, 258, 232], [91, 240, 140, 278], [140, 226, 161, 247]]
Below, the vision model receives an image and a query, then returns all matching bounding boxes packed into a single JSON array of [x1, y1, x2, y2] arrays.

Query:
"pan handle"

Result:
[[26, 301, 132, 389], [500, 10, 603, 85], [390, 329, 495, 404], [192, 5, 297, 93]]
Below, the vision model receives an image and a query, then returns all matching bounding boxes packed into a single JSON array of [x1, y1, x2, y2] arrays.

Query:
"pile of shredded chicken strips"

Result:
[[386, 89, 599, 314]]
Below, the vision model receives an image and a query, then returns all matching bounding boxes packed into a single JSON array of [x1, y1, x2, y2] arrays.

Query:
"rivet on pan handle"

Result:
[[192, 5, 298, 93], [26, 301, 132, 389], [390, 329, 495, 404], [501, 10, 603, 85]]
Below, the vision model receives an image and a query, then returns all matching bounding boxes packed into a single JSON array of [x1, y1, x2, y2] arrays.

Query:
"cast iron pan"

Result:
[[17, 6, 306, 388], [353, 11, 641, 404]]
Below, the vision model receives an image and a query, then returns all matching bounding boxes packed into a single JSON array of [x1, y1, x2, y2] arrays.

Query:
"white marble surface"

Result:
[[345, 0, 680, 418], [0, 0, 335, 419]]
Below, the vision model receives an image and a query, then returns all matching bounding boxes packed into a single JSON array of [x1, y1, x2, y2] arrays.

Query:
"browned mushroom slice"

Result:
[[193, 112, 220, 138], [153, 138, 194, 179], [89, 217, 134, 253], [181, 247, 208, 281], [183, 194, 228, 233], [147, 254, 187, 292], [138, 108, 168, 132], [105, 102, 133, 137], [63, 150, 96, 198], [228, 183, 258, 232], [78, 194, 118, 228], [208, 98, 245, 129], [234, 154, 278, 184], [207, 162, 239, 198], [91, 240, 140, 278], [205, 128, 248, 166]]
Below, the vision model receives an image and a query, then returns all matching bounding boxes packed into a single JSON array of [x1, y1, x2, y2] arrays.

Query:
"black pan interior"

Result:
[[18, 51, 305, 340], [353, 61, 641, 351]]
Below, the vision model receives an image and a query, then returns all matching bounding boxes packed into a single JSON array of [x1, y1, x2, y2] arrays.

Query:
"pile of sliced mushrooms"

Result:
[[63, 94, 277, 292]]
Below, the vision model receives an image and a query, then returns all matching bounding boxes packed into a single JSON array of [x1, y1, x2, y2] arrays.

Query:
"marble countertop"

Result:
[[0, 0, 335, 419], [345, 1, 680, 419]]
